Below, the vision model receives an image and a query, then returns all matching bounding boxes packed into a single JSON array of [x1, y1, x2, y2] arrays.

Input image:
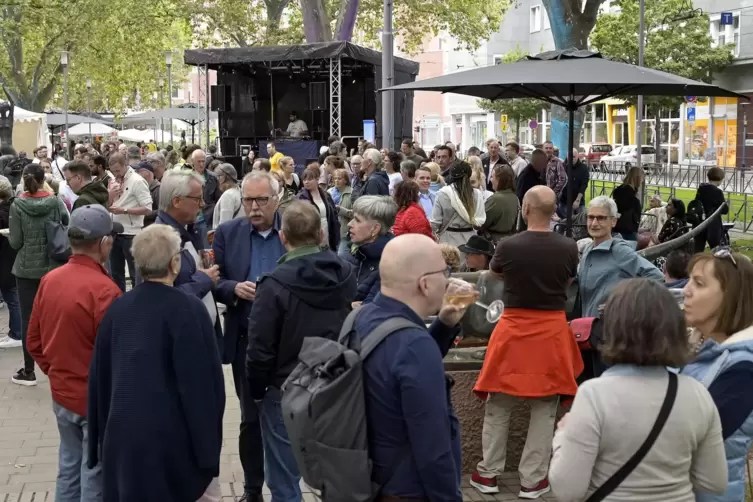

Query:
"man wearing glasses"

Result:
[[212, 171, 286, 502]]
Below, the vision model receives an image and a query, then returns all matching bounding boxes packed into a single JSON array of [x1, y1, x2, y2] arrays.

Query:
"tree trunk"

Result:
[[542, 0, 603, 154], [299, 0, 333, 42], [264, 0, 292, 44], [334, 0, 360, 41]]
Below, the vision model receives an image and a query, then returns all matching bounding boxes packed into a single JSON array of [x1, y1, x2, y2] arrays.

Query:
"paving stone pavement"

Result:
[[0, 307, 555, 501]]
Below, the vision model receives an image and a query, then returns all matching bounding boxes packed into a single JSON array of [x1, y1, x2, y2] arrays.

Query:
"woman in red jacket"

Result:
[[392, 180, 434, 239]]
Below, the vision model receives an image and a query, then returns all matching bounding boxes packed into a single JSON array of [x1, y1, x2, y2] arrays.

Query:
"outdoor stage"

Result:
[[184, 41, 420, 171]]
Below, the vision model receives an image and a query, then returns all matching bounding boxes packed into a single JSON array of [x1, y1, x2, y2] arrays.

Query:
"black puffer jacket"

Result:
[[0, 198, 16, 288]]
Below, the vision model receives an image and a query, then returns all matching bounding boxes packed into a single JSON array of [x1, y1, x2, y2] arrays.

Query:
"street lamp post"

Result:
[[159, 78, 165, 145], [61, 51, 70, 159], [636, 0, 645, 171], [165, 52, 173, 146], [86, 78, 92, 141]]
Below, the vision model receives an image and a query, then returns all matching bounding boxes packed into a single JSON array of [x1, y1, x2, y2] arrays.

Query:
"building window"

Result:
[[493, 55, 504, 65], [543, 9, 550, 30], [530, 5, 541, 33], [710, 12, 741, 57]]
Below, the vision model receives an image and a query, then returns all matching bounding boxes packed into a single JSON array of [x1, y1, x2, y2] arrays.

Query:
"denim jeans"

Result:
[[0, 284, 21, 340], [52, 401, 102, 502], [110, 234, 138, 292], [336, 240, 350, 260], [260, 387, 301, 502]]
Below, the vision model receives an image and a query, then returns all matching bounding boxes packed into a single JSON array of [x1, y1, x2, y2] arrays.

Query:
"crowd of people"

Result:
[[0, 132, 750, 502]]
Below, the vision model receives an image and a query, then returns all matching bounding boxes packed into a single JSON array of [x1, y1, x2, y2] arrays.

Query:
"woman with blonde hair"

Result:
[[424, 161, 445, 193], [612, 166, 644, 241], [469, 162, 493, 201], [279, 156, 300, 194]]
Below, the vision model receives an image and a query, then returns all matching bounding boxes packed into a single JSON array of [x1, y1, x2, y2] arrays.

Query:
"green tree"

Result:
[[476, 47, 546, 141], [591, 0, 734, 159], [0, 0, 190, 113], [188, 0, 511, 55]]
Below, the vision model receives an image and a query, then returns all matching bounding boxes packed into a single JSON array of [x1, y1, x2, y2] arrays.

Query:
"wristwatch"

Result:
[[124, 208, 129, 215]]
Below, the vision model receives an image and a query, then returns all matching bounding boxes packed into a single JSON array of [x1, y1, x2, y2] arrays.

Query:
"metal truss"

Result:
[[329, 57, 342, 138]]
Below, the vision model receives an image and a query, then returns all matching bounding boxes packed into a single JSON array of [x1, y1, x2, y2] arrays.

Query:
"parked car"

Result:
[[599, 145, 656, 173], [581, 143, 613, 166]]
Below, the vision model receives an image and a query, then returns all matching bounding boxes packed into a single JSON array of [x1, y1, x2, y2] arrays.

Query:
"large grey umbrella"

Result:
[[383, 49, 747, 233], [46, 113, 113, 126], [120, 106, 218, 143]]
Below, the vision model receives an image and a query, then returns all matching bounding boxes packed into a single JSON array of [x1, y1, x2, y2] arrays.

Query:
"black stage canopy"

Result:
[[185, 41, 419, 75], [185, 41, 419, 152]]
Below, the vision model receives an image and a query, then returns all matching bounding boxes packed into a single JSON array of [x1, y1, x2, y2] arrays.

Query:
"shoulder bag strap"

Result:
[[337, 308, 361, 345], [360, 318, 420, 359], [586, 371, 678, 502]]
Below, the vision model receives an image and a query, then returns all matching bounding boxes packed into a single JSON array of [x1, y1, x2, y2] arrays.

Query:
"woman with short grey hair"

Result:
[[578, 195, 663, 318], [343, 195, 398, 303], [87, 223, 225, 502], [212, 164, 242, 227]]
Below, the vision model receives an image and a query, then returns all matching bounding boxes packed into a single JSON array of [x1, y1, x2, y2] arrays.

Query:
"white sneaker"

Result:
[[0, 336, 22, 348]]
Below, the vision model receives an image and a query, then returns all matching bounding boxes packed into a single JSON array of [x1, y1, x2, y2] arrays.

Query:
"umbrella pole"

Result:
[[565, 89, 576, 237]]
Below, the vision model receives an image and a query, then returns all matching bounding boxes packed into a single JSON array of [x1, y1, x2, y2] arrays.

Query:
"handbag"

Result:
[[585, 371, 678, 502], [45, 202, 71, 263], [570, 317, 597, 350]]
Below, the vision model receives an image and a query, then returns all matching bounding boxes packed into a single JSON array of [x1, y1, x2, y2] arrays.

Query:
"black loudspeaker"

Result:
[[309, 82, 327, 111], [211, 85, 231, 112]]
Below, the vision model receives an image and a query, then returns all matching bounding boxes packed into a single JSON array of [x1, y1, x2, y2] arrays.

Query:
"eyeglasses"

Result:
[[587, 215, 610, 223], [242, 196, 274, 207], [421, 266, 452, 280], [712, 246, 737, 267], [184, 195, 204, 205]]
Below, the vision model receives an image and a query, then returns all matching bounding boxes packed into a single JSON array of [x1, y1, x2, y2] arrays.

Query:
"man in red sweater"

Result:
[[27, 204, 122, 502]]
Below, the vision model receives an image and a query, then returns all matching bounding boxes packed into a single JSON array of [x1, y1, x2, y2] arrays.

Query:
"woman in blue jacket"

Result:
[[578, 195, 664, 318], [682, 248, 753, 502]]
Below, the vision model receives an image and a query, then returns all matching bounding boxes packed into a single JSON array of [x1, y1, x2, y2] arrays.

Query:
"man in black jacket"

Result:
[[246, 200, 356, 501], [515, 149, 548, 231], [559, 148, 590, 217], [354, 148, 389, 199]]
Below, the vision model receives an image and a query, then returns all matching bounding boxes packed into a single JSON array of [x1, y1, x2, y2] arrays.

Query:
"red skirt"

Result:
[[474, 308, 583, 400]]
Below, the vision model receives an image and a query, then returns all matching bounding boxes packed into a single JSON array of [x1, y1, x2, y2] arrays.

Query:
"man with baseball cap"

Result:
[[26, 204, 123, 501], [459, 235, 494, 272]]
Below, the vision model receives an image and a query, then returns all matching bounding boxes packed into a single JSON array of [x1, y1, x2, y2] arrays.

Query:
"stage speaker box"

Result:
[[309, 82, 327, 111], [211, 85, 232, 112]]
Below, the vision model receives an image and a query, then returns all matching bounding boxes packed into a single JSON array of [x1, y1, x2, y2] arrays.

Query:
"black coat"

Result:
[[0, 198, 17, 288], [87, 282, 225, 502], [515, 164, 546, 204], [612, 184, 642, 235], [202, 171, 222, 227], [560, 160, 590, 207], [245, 248, 356, 399]]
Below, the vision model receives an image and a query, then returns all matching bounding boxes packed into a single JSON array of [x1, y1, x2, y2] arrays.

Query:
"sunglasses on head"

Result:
[[712, 246, 737, 267]]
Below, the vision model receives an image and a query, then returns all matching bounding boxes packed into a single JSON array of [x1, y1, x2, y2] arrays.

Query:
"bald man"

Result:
[[190, 148, 222, 240], [352, 234, 471, 500], [471, 186, 583, 498]]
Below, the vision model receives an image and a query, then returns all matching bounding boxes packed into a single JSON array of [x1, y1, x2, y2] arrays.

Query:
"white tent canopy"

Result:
[[118, 128, 147, 142], [11, 106, 49, 154], [67, 122, 116, 137]]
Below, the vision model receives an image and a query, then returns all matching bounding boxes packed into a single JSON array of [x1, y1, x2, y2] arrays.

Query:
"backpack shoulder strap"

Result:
[[360, 318, 420, 359], [337, 308, 362, 345]]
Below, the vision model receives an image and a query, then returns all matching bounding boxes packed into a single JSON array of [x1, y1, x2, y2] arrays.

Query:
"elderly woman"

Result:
[[297, 166, 340, 250], [271, 171, 295, 216], [551, 279, 727, 502], [344, 195, 398, 303], [0, 177, 21, 350], [431, 161, 486, 255], [641, 193, 668, 237], [578, 195, 664, 318], [87, 224, 225, 502], [9, 163, 69, 386], [212, 163, 242, 227], [479, 165, 519, 243], [612, 166, 644, 241], [329, 168, 353, 257], [682, 249, 753, 502]]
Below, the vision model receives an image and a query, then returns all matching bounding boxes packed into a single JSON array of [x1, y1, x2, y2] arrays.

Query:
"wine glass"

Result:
[[446, 278, 505, 324], [452, 335, 464, 360]]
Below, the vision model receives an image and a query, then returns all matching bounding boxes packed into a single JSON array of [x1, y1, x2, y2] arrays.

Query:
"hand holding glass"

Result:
[[445, 278, 504, 323]]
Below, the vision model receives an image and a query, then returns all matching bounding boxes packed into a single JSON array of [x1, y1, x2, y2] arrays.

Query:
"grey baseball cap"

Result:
[[68, 205, 124, 239]]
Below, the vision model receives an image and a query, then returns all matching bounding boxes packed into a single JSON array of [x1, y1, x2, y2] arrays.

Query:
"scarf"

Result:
[[330, 187, 342, 205]]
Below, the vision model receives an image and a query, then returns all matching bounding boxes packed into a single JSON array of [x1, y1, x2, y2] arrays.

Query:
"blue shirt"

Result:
[[247, 223, 286, 283], [418, 191, 435, 219], [354, 294, 462, 501]]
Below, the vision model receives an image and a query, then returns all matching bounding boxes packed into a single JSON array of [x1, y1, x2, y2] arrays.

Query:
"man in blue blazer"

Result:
[[213, 171, 286, 502]]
